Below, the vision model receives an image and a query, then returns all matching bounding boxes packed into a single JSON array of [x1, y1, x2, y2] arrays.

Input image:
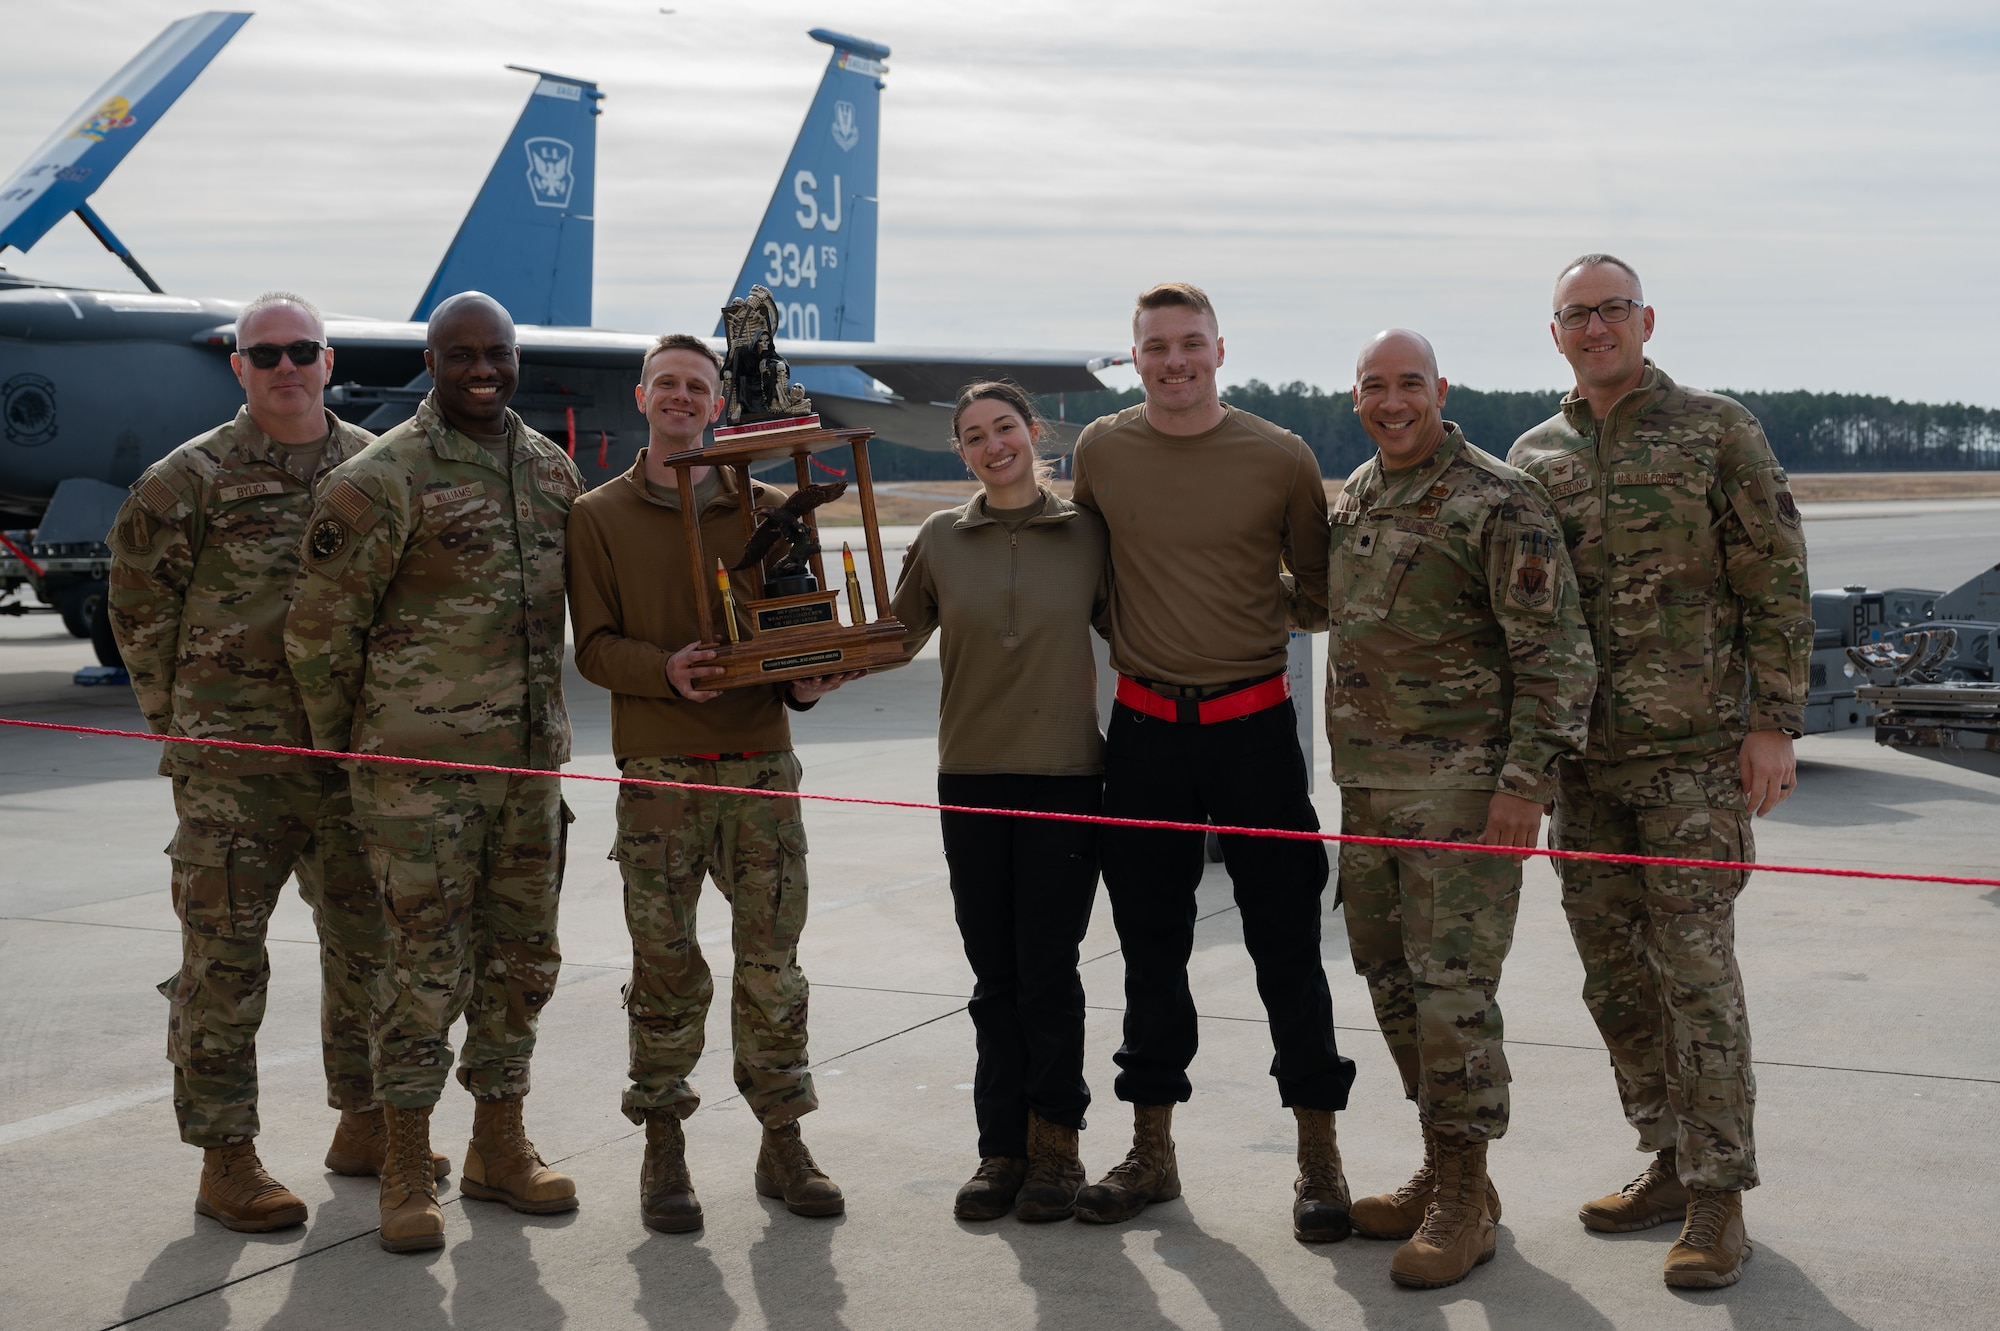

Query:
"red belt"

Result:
[[1115, 672, 1290, 725]]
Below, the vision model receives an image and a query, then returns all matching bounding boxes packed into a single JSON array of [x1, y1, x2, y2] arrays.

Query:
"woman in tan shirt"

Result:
[[891, 381, 1109, 1225]]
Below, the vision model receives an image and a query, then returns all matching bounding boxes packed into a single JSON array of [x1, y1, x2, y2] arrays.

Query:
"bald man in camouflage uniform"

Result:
[[1509, 254, 1811, 1290], [106, 291, 403, 1233], [1308, 330, 1595, 1288], [287, 292, 585, 1253]]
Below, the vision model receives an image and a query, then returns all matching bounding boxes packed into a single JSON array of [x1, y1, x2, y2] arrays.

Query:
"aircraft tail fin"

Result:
[[0, 11, 252, 257], [721, 30, 888, 347], [412, 67, 602, 326]]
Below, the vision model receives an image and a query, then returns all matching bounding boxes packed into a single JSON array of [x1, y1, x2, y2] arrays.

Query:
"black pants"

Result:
[[938, 772, 1102, 1159], [1100, 698, 1354, 1110]]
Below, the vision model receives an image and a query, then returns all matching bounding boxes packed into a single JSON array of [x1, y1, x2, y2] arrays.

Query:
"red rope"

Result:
[[5, 715, 1995, 887]]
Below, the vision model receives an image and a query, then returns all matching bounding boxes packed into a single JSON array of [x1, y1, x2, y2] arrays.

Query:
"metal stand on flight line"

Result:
[[657, 425, 913, 688]]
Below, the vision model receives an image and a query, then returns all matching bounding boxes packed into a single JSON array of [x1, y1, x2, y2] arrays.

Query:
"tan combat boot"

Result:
[[640, 1112, 703, 1233], [1663, 1188, 1752, 1288], [1074, 1103, 1180, 1225], [325, 1106, 451, 1180], [1389, 1138, 1497, 1289], [462, 1098, 578, 1214], [954, 1156, 1028, 1222], [1291, 1106, 1351, 1243], [377, 1104, 445, 1253], [195, 1143, 307, 1233], [755, 1119, 846, 1217], [1352, 1119, 1503, 1240], [1016, 1111, 1086, 1223], [1578, 1147, 1689, 1233]]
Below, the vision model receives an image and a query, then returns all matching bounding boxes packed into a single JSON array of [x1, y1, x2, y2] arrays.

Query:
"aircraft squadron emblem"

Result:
[[1775, 489, 1801, 526], [308, 518, 348, 562], [2, 374, 58, 447], [524, 136, 574, 208], [831, 100, 859, 151], [70, 96, 137, 142]]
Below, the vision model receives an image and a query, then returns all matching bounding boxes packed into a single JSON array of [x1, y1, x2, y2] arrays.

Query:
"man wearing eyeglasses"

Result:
[[107, 291, 404, 1234], [1508, 254, 1811, 1290]]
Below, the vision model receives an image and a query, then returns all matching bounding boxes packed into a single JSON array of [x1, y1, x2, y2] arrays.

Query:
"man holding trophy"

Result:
[[567, 330, 863, 1233]]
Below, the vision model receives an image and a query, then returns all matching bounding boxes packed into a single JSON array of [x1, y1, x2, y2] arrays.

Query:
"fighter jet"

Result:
[[0, 14, 1122, 537]]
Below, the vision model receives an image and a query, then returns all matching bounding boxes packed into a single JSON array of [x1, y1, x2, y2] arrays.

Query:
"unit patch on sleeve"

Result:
[[1774, 489, 1801, 526], [308, 518, 349, 562], [1506, 527, 1558, 612]]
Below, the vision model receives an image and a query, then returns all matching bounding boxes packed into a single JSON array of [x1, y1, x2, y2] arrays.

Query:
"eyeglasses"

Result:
[[1553, 299, 1642, 331], [239, 340, 325, 369]]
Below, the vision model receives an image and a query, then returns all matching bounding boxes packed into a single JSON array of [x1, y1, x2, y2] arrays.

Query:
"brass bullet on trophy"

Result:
[[843, 542, 867, 625], [716, 559, 743, 643]]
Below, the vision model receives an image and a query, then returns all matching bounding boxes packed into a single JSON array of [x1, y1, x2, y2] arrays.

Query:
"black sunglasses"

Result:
[[239, 340, 325, 369]]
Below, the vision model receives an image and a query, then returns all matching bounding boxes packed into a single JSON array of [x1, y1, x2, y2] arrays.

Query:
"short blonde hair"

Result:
[[640, 332, 722, 385], [1133, 282, 1217, 339]]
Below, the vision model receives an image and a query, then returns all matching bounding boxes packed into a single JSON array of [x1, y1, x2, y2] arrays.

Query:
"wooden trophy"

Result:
[[654, 285, 915, 688]]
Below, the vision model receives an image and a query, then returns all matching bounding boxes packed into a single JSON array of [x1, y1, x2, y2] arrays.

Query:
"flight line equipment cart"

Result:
[[657, 425, 914, 689]]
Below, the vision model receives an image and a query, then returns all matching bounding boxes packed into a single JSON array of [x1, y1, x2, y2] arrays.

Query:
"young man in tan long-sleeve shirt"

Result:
[[1068, 283, 1356, 1242], [566, 334, 863, 1234]]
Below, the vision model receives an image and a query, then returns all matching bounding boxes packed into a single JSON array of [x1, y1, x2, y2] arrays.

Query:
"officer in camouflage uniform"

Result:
[[1307, 330, 1595, 1288], [105, 291, 396, 1233], [1508, 255, 1811, 1290], [567, 334, 864, 1234], [285, 292, 584, 1253]]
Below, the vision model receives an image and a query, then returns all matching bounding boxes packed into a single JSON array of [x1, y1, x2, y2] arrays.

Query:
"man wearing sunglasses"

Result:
[[106, 291, 402, 1234], [1508, 254, 1811, 1290], [286, 290, 586, 1254]]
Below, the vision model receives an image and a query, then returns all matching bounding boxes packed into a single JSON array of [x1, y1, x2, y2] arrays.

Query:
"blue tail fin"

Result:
[[0, 11, 251, 258], [722, 29, 888, 356], [412, 66, 602, 326]]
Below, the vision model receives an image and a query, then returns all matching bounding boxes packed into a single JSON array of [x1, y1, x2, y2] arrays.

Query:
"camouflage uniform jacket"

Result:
[[106, 406, 373, 776], [1507, 362, 1811, 760], [284, 393, 583, 770], [1323, 427, 1594, 803]]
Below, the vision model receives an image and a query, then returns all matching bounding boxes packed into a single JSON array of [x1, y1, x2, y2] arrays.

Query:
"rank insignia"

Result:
[[308, 518, 348, 561]]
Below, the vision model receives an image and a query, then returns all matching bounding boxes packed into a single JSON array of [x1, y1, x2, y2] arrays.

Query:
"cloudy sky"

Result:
[[4, 0, 1997, 404]]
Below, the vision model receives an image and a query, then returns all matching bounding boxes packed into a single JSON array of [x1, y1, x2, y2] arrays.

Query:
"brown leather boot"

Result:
[[377, 1104, 445, 1253], [1016, 1111, 1086, 1223], [954, 1156, 1028, 1221], [640, 1112, 703, 1233], [1074, 1103, 1180, 1225], [755, 1119, 846, 1217], [195, 1143, 307, 1233], [1390, 1137, 1497, 1289], [1291, 1106, 1351, 1243], [1352, 1119, 1503, 1240], [1664, 1188, 1752, 1288], [1579, 1147, 1689, 1233], [325, 1106, 451, 1181], [462, 1098, 577, 1215]]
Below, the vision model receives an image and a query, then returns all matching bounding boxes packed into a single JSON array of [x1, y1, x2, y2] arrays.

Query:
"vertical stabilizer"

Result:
[[0, 11, 252, 258], [412, 67, 602, 326], [722, 30, 888, 349]]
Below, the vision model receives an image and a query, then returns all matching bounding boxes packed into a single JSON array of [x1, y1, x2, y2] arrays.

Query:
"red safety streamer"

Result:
[[0, 531, 45, 578], [811, 455, 848, 479], [597, 430, 610, 470], [565, 407, 577, 459], [4, 716, 1996, 888]]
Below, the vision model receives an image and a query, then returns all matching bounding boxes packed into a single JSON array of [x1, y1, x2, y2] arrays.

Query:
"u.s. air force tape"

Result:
[[308, 518, 348, 561]]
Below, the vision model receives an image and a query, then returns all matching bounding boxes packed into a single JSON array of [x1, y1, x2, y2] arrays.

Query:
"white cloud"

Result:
[[3, 0, 1996, 403]]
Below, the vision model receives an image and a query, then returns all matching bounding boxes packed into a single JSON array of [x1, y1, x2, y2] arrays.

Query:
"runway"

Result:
[[0, 499, 1994, 1330]]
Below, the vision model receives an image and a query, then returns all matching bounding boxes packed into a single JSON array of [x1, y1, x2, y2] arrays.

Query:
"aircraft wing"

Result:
[[315, 320, 1122, 397], [0, 12, 252, 256]]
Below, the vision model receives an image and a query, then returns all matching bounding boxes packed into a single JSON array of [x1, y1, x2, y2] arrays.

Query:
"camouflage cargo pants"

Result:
[[1339, 787, 1520, 1143], [350, 769, 567, 1107], [1552, 748, 1758, 1190], [161, 770, 385, 1147], [613, 752, 816, 1127]]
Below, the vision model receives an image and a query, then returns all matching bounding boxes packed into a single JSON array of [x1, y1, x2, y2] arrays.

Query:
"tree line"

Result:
[[867, 381, 2000, 481]]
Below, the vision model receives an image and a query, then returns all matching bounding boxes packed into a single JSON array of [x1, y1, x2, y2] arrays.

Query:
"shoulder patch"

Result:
[[325, 479, 380, 532], [1505, 527, 1559, 613], [218, 480, 284, 505], [138, 473, 179, 515], [307, 518, 349, 563]]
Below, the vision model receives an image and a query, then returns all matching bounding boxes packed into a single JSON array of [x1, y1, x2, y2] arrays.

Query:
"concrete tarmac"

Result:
[[2, 504, 1997, 1330]]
